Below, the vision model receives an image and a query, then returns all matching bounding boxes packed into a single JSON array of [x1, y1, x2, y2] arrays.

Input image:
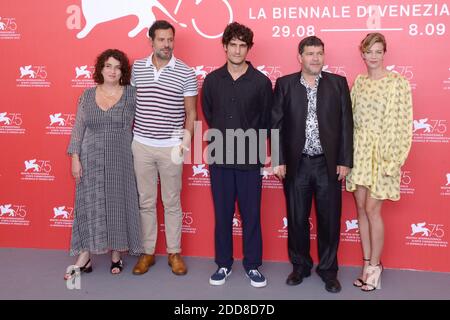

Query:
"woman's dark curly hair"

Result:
[[222, 22, 254, 48], [93, 49, 131, 85]]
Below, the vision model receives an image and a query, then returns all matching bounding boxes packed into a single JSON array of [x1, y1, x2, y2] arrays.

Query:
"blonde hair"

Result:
[[359, 33, 387, 53]]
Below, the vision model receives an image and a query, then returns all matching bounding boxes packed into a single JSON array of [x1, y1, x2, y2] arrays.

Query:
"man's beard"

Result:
[[155, 48, 173, 60]]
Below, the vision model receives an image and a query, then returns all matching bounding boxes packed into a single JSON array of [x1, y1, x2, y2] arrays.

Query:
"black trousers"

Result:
[[284, 155, 342, 279], [209, 166, 263, 271]]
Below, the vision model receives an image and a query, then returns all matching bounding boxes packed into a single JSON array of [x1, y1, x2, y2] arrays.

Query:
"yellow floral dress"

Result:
[[346, 72, 413, 201]]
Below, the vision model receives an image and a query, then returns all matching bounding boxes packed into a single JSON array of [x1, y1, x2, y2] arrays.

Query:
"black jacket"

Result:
[[271, 71, 353, 179], [202, 62, 273, 169]]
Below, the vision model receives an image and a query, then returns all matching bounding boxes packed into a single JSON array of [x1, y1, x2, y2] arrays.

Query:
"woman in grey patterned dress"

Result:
[[65, 49, 142, 279]]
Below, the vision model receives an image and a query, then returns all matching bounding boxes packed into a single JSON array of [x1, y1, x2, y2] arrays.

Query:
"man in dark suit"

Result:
[[271, 36, 353, 293]]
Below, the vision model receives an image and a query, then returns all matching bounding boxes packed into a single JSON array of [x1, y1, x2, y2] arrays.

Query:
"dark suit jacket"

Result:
[[271, 71, 353, 180]]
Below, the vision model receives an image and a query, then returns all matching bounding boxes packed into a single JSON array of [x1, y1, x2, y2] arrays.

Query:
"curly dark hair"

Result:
[[93, 49, 131, 85], [222, 22, 254, 49]]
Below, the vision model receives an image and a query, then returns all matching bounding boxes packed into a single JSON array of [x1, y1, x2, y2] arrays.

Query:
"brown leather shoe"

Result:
[[132, 254, 155, 275], [168, 253, 187, 275]]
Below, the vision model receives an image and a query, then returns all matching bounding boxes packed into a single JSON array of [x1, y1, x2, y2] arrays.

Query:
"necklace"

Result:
[[96, 86, 123, 111], [99, 85, 122, 99]]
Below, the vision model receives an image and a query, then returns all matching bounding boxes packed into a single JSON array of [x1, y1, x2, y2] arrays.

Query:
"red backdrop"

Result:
[[1, 0, 449, 272]]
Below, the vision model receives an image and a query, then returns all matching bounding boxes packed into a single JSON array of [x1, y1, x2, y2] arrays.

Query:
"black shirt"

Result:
[[202, 62, 273, 169]]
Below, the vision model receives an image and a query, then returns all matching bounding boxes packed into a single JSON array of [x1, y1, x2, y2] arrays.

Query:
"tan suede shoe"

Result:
[[168, 253, 187, 276], [132, 254, 155, 275]]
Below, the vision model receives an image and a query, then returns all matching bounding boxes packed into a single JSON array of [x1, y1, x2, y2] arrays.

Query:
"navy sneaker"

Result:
[[246, 269, 267, 288], [209, 267, 232, 285]]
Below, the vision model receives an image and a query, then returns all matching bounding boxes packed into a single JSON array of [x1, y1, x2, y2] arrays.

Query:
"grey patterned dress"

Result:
[[67, 85, 142, 256]]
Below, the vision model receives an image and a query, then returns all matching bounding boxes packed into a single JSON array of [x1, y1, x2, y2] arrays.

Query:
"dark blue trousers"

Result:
[[209, 166, 263, 271]]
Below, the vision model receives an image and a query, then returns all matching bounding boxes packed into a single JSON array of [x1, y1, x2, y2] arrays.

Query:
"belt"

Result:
[[302, 153, 324, 159]]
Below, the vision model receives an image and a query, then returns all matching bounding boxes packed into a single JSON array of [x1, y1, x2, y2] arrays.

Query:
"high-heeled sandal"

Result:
[[353, 258, 370, 287], [361, 263, 383, 292], [110, 259, 123, 275], [64, 259, 93, 280]]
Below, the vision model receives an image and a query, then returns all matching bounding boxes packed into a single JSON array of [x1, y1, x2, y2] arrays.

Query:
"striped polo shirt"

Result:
[[131, 54, 198, 147]]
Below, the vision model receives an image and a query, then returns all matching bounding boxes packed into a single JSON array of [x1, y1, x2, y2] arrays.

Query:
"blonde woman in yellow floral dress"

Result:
[[346, 33, 413, 292]]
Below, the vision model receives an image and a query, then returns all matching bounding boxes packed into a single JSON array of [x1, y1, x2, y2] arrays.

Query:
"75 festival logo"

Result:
[[19, 65, 48, 79], [0, 204, 26, 218], [53, 206, 74, 219], [386, 65, 414, 80], [322, 65, 346, 77], [0, 112, 22, 126], [192, 66, 217, 80], [256, 65, 283, 84], [0, 17, 17, 31], [410, 222, 445, 238], [24, 159, 52, 173], [413, 118, 447, 134], [49, 113, 76, 127], [401, 171, 412, 185], [182, 211, 193, 226], [75, 65, 93, 79]]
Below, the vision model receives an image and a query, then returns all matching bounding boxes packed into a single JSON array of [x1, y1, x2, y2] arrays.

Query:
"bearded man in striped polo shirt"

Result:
[[131, 20, 197, 276]]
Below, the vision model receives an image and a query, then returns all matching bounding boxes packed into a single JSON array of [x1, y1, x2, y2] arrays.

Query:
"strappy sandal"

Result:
[[64, 259, 93, 280], [110, 259, 123, 275], [361, 263, 383, 292], [353, 258, 370, 287]]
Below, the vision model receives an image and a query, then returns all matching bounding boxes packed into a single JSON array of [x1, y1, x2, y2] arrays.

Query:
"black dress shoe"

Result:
[[286, 269, 311, 286], [324, 278, 342, 293]]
